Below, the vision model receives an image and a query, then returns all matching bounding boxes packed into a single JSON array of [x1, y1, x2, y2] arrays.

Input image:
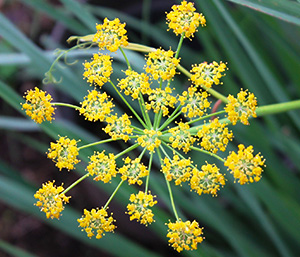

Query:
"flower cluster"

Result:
[[126, 191, 157, 225], [78, 208, 116, 239], [25, 1, 265, 253], [34, 181, 70, 219], [22, 87, 55, 123]]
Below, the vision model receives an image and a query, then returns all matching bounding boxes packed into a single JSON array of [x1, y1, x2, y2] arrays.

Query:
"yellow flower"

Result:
[[190, 61, 227, 88], [179, 87, 211, 118], [166, 0, 206, 39], [93, 18, 128, 52], [190, 163, 225, 196], [145, 48, 180, 81], [197, 118, 233, 153], [86, 151, 117, 183], [83, 53, 113, 87], [118, 69, 151, 99], [126, 191, 157, 225], [104, 113, 133, 142], [137, 129, 162, 152], [34, 181, 70, 219], [119, 157, 149, 185], [47, 136, 80, 171], [166, 219, 204, 252], [78, 207, 116, 239], [169, 122, 196, 153], [145, 87, 177, 116], [161, 155, 191, 185], [224, 144, 265, 185], [225, 89, 257, 125], [22, 87, 55, 123], [79, 90, 114, 122]]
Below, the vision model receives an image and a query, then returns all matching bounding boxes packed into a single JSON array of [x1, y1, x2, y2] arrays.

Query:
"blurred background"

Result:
[[0, 0, 300, 256]]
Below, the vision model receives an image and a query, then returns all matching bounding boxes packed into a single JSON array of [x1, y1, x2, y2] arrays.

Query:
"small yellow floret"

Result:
[[145, 48, 180, 81], [197, 118, 233, 153], [169, 122, 196, 153], [190, 61, 227, 88], [118, 69, 151, 99], [104, 113, 133, 142], [179, 87, 211, 118], [93, 18, 128, 52], [47, 136, 80, 171], [119, 157, 149, 185], [137, 129, 162, 152], [224, 144, 265, 185], [83, 53, 113, 87], [166, 0, 206, 39], [22, 87, 55, 123], [190, 163, 225, 196], [225, 89, 257, 125], [161, 155, 191, 185], [145, 87, 177, 116], [34, 181, 70, 219], [78, 207, 116, 239], [79, 90, 114, 122], [86, 151, 117, 183], [126, 191, 157, 225], [166, 219, 204, 252]]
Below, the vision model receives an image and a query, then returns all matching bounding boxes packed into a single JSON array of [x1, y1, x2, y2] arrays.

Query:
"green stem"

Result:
[[177, 64, 228, 103], [159, 104, 182, 131], [157, 147, 180, 221], [52, 102, 80, 110], [78, 136, 138, 150], [119, 46, 131, 70], [187, 110, 226, 125], [115, 143, 140, 159], [256, 100, 300, 116], [103, 180, 124, 209], [109, 80, 147, 128], [190, 146, 225, 163], [145, 152, 153, 193], [139, 91, 152, 128], [63, 173, 89, 194]]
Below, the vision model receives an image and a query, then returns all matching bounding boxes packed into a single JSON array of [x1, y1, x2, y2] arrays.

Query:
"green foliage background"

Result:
[[0, 0, 300, 256]]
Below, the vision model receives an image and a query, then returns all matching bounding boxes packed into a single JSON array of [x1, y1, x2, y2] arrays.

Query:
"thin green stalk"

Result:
[[139, 91, 152, 127], [78, 136, 138, 150], [187, 110, 226, 125], [159, 104, 182, 131], [63, 173, 89, 194], [167, 34, 185, 88], [109, 80, 147, 128], [190, 146, 225, 163], [256, 100, 300, 116], [145, 152, 153, 193], [115, 143, 140, 159], [103, 180, 124, 209], [52, 102, 80, 110], [119, 46, 131, 70], [154, 109, 163, 129], [157, 147, 180, 221], [130, 124, 144, 133]]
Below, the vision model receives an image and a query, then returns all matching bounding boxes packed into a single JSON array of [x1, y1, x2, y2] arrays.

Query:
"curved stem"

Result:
[[119, 46, 131, 70], [52, 102, 80, 110], [189, 146, 225, 163]]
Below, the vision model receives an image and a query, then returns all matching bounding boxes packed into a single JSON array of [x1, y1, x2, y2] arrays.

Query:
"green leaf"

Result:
[[225, 0, 300, 26], [0, 239, 37, 257]]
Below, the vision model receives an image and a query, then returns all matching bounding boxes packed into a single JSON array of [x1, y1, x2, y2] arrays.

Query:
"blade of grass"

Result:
[[18, 0, 87, 34], [225, 0, 300, 26], [0, 239, 37, 257]]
